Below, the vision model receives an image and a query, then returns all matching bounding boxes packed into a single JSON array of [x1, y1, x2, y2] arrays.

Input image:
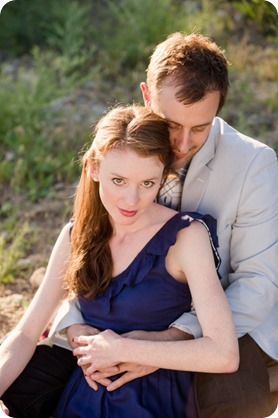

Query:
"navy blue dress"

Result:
[[54, 212, 219, 418]]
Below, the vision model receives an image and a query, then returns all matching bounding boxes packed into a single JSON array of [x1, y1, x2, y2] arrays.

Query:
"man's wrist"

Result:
[[165, 327, 194, 341]]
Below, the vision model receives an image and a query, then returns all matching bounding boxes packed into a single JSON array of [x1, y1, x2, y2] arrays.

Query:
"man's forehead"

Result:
[[151, 89, 220, 126]]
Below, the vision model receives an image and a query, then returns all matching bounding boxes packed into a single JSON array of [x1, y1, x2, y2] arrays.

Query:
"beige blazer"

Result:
[[171, 117, 278, 360]]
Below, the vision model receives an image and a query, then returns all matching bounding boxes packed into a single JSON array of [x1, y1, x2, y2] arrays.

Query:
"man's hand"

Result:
[[67, 324, 100, 349], [88, 362, 157, 391]]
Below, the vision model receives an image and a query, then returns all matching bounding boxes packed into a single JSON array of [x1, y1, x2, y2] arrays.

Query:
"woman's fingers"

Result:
[[0, 400, 10, 416]]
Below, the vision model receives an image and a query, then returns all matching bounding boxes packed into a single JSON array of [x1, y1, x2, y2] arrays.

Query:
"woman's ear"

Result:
[[92, 166, 99, 182], [140, 82, 151, 108], [87, 159, 99, 181]]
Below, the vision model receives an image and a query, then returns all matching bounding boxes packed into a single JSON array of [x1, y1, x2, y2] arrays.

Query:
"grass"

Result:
[[0, 0, 277, 283], [0, 221, 34, 283]]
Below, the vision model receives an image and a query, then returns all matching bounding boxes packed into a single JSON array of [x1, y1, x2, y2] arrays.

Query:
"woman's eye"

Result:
[[142, 181, 154, 188], [112, 178, 124, 185]]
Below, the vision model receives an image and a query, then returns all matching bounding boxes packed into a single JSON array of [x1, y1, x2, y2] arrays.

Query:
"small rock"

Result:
[[0, 294, 24, 306], [16, 258, 32, 269]]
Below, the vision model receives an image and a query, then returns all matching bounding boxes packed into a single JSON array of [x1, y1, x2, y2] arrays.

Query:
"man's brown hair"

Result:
[[146, 32, 229, 113]]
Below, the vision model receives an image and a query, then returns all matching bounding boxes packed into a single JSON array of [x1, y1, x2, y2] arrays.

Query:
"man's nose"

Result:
[[171, 129, 191, 154]]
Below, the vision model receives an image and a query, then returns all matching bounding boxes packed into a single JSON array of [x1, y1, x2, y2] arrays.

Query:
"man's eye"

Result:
[[168, 124, 180, 130], [192, 126, 207, 133], [112, 178, 124, 185]]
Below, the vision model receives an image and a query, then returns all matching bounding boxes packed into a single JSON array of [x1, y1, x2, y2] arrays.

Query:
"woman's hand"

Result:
[[69, 326, 120, 390], [0, 400, 10, 416], [67, 324, 103, 390], [72, 329, 122, 375]]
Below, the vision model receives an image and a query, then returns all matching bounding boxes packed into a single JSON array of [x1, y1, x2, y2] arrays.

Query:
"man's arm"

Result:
[[225, 147, 278, 334], [48, 298, 85, 349]]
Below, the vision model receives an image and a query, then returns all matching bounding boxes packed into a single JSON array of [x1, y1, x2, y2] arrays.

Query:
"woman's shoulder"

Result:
[[54, 221, 73, 246], [61, 221, 73, 234]]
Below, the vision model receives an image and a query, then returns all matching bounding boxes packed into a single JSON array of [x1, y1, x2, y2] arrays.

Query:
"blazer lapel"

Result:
[[181, 118, 220, 211]]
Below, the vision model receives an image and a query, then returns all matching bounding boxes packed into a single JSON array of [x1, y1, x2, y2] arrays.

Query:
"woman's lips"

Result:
[[119, 208, 138, 217]]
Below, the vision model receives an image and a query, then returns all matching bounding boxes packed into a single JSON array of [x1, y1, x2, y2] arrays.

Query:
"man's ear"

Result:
[[140, 82, 151, 107]]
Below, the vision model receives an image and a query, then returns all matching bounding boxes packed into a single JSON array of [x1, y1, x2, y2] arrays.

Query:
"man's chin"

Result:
[[172, 157, 191, 170]]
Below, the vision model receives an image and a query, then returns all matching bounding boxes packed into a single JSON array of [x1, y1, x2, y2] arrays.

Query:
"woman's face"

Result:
[[93, 148, 164, 227]]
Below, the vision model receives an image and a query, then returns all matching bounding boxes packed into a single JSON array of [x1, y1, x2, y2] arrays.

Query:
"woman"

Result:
[[0, 105, 238, 418]]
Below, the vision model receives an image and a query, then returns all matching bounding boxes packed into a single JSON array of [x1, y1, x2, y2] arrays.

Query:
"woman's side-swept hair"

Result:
[[147, 32, 229, 113], [64, 104, 173, 298]]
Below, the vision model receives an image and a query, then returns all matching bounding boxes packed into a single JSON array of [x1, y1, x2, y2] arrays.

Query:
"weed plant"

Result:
[[0, 48, 81, 201], [0, 221, 33, 283]]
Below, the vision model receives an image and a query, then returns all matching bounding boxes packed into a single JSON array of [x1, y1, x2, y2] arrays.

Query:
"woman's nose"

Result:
[[124, 187, 140, 206]]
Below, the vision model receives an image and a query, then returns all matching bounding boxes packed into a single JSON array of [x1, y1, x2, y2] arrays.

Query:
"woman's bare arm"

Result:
[[0, 223, 71, 396]]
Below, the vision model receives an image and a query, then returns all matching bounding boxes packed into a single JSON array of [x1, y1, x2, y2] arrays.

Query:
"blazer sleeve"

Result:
[[171, 146, 278, 339], [48, 298, 84, 349]]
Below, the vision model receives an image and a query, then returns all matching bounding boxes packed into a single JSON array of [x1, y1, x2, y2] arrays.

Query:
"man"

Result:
[[2, 32, 278, 418], [138, 32, 278, 418]]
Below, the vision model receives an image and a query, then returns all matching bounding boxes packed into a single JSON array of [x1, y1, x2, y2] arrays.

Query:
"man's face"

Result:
[[142, 82, 220, 169]]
